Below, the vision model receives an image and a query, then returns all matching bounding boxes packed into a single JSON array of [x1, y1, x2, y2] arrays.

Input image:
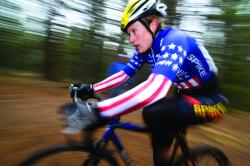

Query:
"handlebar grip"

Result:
[[69, 83, 104, 102]]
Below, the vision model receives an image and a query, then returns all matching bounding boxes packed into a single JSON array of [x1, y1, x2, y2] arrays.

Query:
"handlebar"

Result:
[[70, 84, 103, 103]]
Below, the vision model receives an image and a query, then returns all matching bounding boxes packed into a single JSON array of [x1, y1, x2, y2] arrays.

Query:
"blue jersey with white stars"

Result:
[[123, 27, 218, 89]]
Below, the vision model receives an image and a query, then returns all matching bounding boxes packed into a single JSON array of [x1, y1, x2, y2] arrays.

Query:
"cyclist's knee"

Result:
[[143, 106, 153, 120], [143, 108, 154, 128], [143, 105, 161, 127]]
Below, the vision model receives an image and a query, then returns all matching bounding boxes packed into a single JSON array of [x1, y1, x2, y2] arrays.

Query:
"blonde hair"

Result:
[[145, 15, 160, 22], [143, 15, 161, 28]]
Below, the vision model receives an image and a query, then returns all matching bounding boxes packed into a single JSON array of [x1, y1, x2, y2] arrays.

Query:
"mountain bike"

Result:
[[18, 86, 230, 166]]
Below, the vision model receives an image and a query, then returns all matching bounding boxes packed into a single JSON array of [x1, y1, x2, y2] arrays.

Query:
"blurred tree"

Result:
[[208, 0, 250, 110], [42, 0, 73, 80], [44, 8, 65, 80], [81, 0, 106, 82], [162, 0, 180, 27], [0, 0, 24, 70], [0, 0, 249, 111]]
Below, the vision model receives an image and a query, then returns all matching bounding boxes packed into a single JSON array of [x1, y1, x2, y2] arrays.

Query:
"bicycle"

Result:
[[18, 86, 230, 166]]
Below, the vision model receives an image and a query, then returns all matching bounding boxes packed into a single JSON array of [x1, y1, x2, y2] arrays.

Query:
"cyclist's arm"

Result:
[[93, 51, 145, 93], [97, 73, 172, 118], [93, 70, 130, 93]]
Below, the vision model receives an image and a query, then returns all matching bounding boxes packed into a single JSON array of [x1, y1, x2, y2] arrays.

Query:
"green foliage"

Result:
[[0, 0, 249, 111], [210, 0, 250, 111]]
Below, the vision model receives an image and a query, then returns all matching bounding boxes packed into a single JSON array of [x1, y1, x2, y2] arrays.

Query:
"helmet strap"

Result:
[[138, 18, 160, 54], [139, 18, 160, 40], [139, 18, 155, 39]]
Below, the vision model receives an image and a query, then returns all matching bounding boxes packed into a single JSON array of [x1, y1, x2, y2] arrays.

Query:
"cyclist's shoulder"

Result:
[[158, 27, 190, 40], [156, 27, 197, 51]]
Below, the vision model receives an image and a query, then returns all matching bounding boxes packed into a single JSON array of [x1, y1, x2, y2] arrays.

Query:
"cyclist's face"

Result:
[[127, 21, 153, 53]]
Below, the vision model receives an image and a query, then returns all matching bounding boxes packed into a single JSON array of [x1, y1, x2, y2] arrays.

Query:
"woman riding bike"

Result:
[[65, 0, 229, 165]]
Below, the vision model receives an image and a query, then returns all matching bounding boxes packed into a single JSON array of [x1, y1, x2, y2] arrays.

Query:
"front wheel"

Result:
[[174, 145, 230, 166], [18, 143, 118, 166]]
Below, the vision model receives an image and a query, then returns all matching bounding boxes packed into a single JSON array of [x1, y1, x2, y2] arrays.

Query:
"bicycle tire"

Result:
[[174, 144, 230, 166], [18, 142, 118, 166]]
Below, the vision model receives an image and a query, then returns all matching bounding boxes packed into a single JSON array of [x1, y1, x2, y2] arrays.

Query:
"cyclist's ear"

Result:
[[149, 18, 160, 32]]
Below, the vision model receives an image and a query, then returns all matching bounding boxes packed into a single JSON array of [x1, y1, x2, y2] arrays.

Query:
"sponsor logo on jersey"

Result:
[[187, 54, 206, 77], [193, 102, 226, 119]]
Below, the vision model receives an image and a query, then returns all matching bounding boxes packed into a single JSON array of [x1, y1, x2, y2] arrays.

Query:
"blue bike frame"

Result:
[[101, 118, 148, 165], [102, 118, 147, 150]]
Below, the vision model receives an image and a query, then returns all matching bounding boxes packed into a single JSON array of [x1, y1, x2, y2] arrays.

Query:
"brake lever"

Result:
[[70, 84, 104, 103], [70, 84, 79, 103]]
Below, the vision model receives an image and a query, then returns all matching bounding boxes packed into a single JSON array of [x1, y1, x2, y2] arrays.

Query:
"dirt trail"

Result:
[[0, 76, 249, 166]]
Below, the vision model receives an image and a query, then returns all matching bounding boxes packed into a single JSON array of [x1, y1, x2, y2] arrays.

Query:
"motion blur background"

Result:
[[0, 0, 250, 165], [1, 0, 250, 110]]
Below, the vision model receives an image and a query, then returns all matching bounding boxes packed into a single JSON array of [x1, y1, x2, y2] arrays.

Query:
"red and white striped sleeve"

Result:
[[97, 73, 172, 118], [93, 70, 129, 93]]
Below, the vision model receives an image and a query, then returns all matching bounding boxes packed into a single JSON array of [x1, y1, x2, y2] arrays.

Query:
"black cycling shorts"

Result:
[[142, 92, 228, 148]]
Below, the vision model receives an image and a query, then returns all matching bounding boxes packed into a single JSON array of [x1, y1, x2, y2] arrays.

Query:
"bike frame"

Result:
[[100, 118, 148, 165], [98, 118, 195, 166]]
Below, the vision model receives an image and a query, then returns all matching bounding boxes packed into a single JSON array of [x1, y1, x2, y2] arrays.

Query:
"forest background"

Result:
[[0, 0, 249, 111]]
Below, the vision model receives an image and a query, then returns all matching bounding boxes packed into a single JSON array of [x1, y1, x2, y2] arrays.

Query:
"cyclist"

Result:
[[66, 0, 228, 165]]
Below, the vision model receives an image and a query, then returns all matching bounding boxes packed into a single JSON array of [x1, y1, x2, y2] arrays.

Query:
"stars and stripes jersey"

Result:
[[95, 27, 218, 118]]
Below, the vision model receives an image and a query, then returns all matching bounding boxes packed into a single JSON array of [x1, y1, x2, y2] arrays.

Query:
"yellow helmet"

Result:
[[120, 0, 167, 32]]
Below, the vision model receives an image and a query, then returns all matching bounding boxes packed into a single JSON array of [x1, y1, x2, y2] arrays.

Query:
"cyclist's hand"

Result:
[[70, 84, 94, 100], [62, 102, 106, 134]]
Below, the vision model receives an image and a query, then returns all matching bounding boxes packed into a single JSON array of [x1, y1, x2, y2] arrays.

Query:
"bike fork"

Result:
[[176, 135, 196, 166], [169, 141, 179, 166], [120, 149, 134, 166], [110, 131, 133, 166]]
